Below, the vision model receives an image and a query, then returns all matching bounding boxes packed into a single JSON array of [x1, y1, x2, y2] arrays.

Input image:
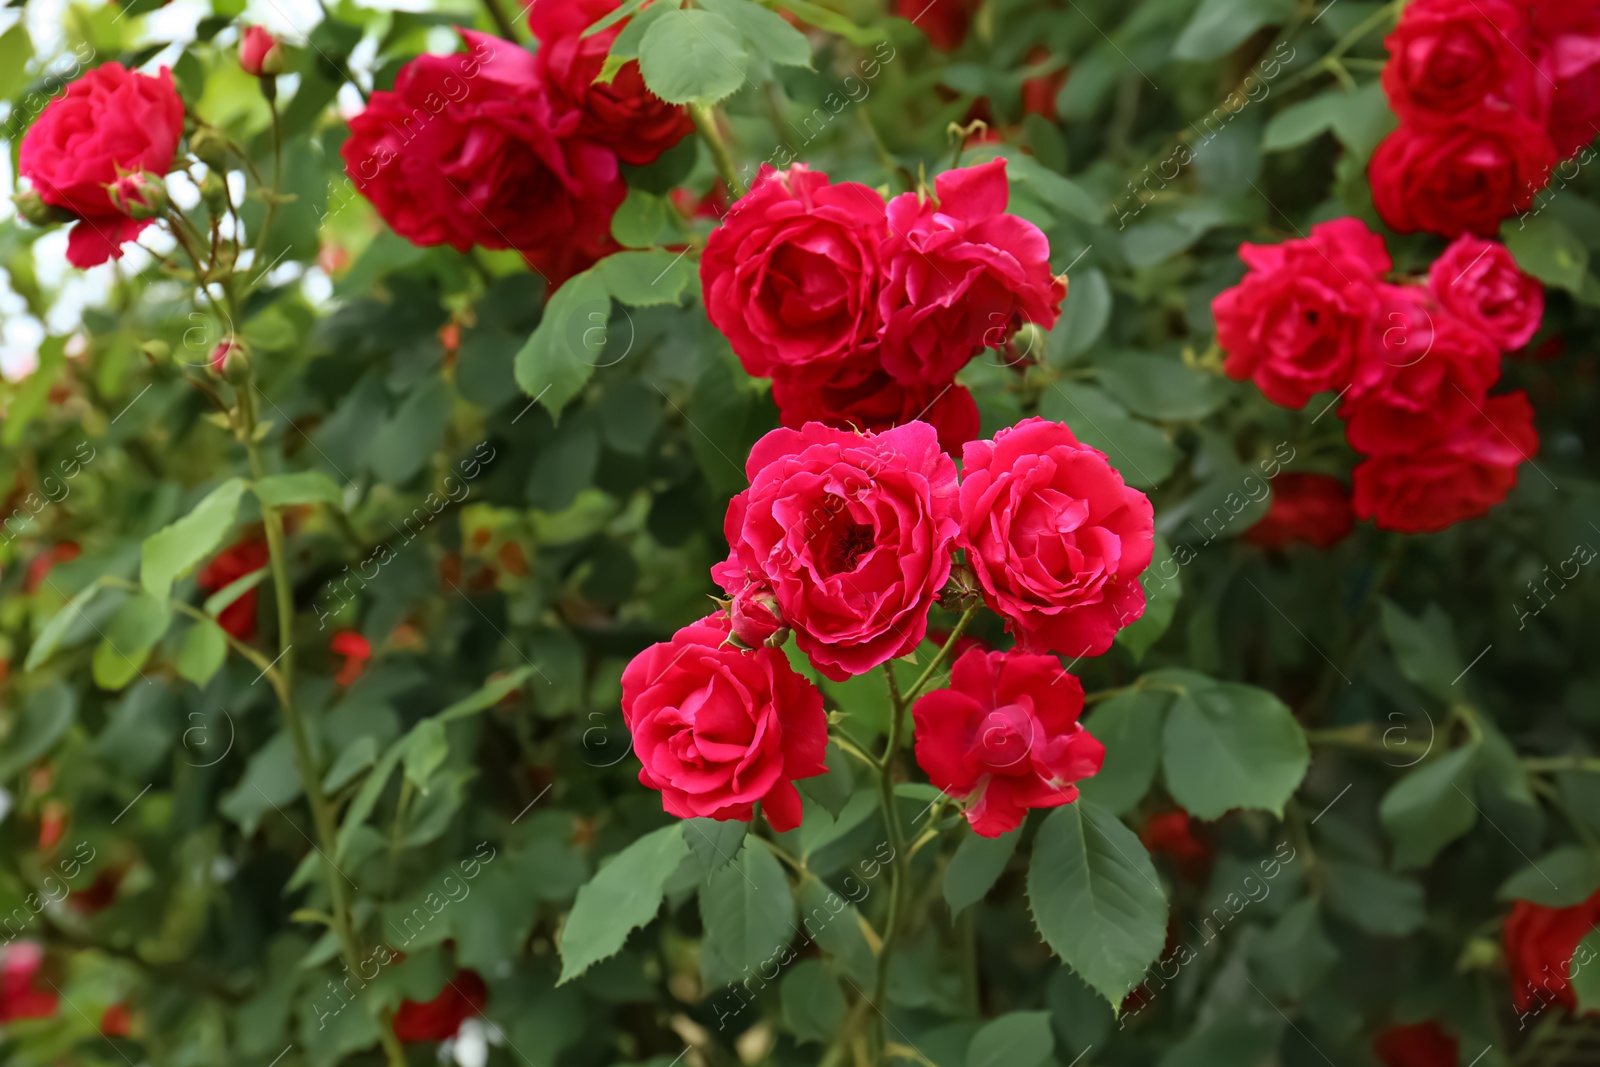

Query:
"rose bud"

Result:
[[12, 188, 74, 227], [731, 584, 788, 649], [239, 26, 285, 77], [105, 171, 167, 221], [210, 338, 248, 379]]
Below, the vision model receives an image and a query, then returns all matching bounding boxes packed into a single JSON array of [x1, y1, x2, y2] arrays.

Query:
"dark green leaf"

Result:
[[1379, 746, 1479, 869], [515, 269, 612, 418], [699, 838, 797, 983], [781, 959, 846, 1044], [1161, 680, 1309, 820], [967, 1011, 1054, 1067], [0, 683, 76, 780], [944, 827, 1022, 917], [559, 823, 689, 983], [1497, 847, 1600, 907], [1080, 687, 1173, 815]]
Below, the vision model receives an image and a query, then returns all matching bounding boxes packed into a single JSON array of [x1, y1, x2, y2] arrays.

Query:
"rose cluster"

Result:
[[621, 417, 1152, 837], [1370, 0, 1600, 237], [700, 160, 1065, 455], [341, 0, 691, 285], [1214, 218, 1543, 534]]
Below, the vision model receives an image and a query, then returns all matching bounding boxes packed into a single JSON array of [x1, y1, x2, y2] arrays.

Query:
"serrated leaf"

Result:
[[176, 617, 228, 689], [1161, 680, 1309, 820], [697, 0, 812, 67], [637, 9, 748, 106], [514, 269, 611, 418], [967, 1011, 1054, 1067], [253, 471, 345, 508], [683, 817, 749, 875], [782, 960, 846, 1044], [1079, 687, 1172, 815], [944, 827, 1021, 918], [141, 479, 248, 602], [1379, 745, 1479, 869], [1027, 801, 1167, 1008], [558, 823, 689, 984], [699, 838, 796, 984]]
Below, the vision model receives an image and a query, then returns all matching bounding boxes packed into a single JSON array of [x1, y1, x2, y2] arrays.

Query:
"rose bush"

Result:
[[3, 1, 1600, 1065]]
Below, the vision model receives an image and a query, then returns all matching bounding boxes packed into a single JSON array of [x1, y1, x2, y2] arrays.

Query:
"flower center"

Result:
[[817, 514, 876, 577]]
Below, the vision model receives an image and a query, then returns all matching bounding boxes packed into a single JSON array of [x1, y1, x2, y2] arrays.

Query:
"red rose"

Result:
[[331, 629, 372, 686], [527, 0, 692, 165], [769, 357, 980, 456], [392, 969, 487, 1042], [1429, 235, 1545, 350], [1341, 287, 1503, 454], [1213, 217, 1391, 409], [0, 944, 57, 1023], [238, 26, 284, 77], [341, 32, 623, 286], [1139, 809, 1213, 880], [17, 63, 183, 269], [957, 417, 1155, 658], [896, 0, 982, 51], [714, 421, 960, 681], [620, 614, 827, 831], [1370, 110, 1557, 237], [729, 583, 787, 649], [700, 165, 889, 381], [1021, 46, 1067, 121], [1373, 1021, 1460, 1067], [1503, 891, 1600, 1014], [911, 648, 1104, 837], [1243, 473, 1354, 550], [1541, 15, 1600, 157], [1352, 391, 1538, 533], [1382, 0, 1545, 121], [198, 537, 270, 641], [878, 160, 1065, 385]]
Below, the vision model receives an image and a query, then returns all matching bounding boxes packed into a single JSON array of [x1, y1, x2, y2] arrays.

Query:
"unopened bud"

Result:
[[729, 584, 787, 650], [210, 338, 249, 380], [12, 188, 74, 227], [189, 126, 229, 170], [939, 562, 982, 612], [239, 26, 286, 77], [105, 172, 168, 221], [199, 171, 228, 213]]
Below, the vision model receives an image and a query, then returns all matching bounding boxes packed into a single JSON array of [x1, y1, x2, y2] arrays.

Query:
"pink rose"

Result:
[[700, 164, 890, 381], [621, 614, 828, 832], [912, 648, 1104, 837], [17, 63, 184, 268], [958, 418, 1155, 658], [340, 31, 623, 286], [526, 0, 693, 166], [239, 26, 284, 77], [715, 421, 960, 682], [1213, 217, 1391, 409], [877, 160, 1065, 385], [1340, 286, 1503, 454], [1428, 235, 1545, 350]]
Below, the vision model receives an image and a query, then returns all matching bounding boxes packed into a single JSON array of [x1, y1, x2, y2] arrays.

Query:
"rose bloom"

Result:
[[715, 421, 960, 681], [0, 944, 57, 1023], [526, 0, 692, 165], [1352, 391, 1538, 533], [769, 357, 980, 455], [1382, 0, 1546, 121], [1243, 473, 1354, 551], [1540, 12, 1600, 158], [1213, 217, 1391, 409], [1428, 235, 1545, 350], [1503, 890, 1600, 1014], [878, 160, 1065, 385], [896, 0, 982, 50], [17, 63, 183, 268], [1340, 288, 1503, 454], [198, 538, 270, 641], [1373, 1021, 1459, 1067], [392, 970, 487, 1042], [1139, 808, 1213, 880], [1021, 46, 1067, 121], [341, 31, 623, 286], [700, 164, 889, 381], [912, 648, 1104, 837], [958, 418, 1155, 658], [620, 613, 827, 830], [1369, 110, 1557, 237]]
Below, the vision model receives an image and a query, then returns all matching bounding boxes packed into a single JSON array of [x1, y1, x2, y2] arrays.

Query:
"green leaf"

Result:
[[599, 249, 694, 307], [1117, 536, 1180, 662], [1505, 213, 1591, 295], [1161, 680, 1309, 820], [0, 23, 35, 101], [323, 736, 378, 794], [1379, 745, 1479, 869], [176, 617, 229, 689], [697, 0, 812, 67], [582, 0, 650, 37], [3, 337, 65, 447], [772, 0, 882, 44], [1262, 82, 1392, 159], [93, 593, 173, 690], [637, 9, 749, 106], [699, 838, 796, 983], [1096, 354, 1228, 421], [683, 817, 749, 875], [1261, 92, 1343, 153], [1027, 801, 1168, 1008], [1173, 0, 1294, 61], [558, 823, 690, 984], [514, 269, 612, 418], [605, 0, 676, 66], [967, 1011, 1055, 1067], [1079, 688, 1173, 815], [1322, 862, 1425, 936], [1050, 268, 1112, 365], [253, 471, 345, 508], [370, 376, 452, 484], [1157, 1021, 1281, 1067], [1249, 898, 1336, 1000], [1379, 599, 1464, 700], [944, 827, 1022, 918], [797, 877, 875, 983], [1497, 847, 1600, 907], [1038, 382, 1179, 490], [402, 717, 448, 789], [0, 683, 76, 781], [141, 479, 248, 602], [202, 567, 269, 618], [218, 731, 302, 835], [611, 188, 677, 249], [26, 577, 106, 671], [1572, 928, 1600, 1013], [782, 960, 846, 1044]]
